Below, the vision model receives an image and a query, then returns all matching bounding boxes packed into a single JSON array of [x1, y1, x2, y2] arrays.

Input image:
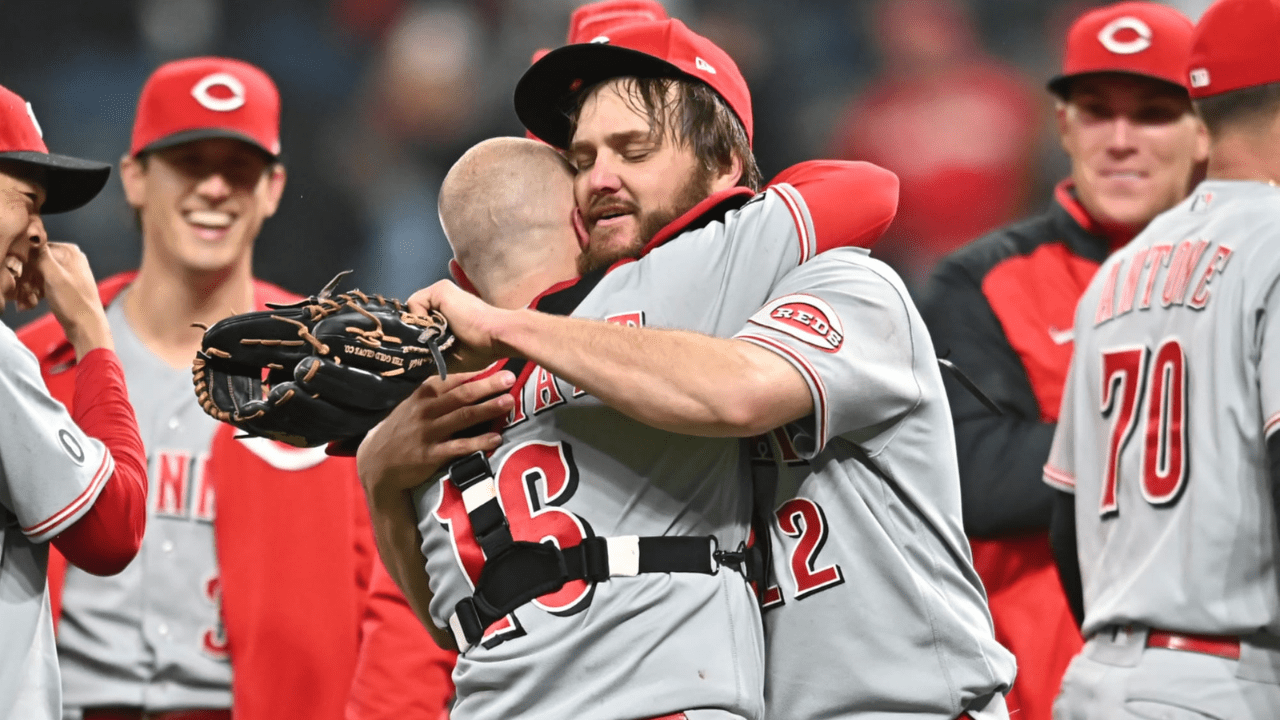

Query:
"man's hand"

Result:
[[356, 369, 515, 503], [407, 280, 515, 371], [19, 242, 112, 359]]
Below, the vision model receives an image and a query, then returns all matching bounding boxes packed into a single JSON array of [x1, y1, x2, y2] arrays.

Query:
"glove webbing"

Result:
[[444, 452, 756, 652]]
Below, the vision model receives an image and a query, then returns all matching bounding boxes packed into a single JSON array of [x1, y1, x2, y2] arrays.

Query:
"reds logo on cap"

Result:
[[1097, 16, 1153, 55], [191, 73, 247, 112], [749, 295, 845, 352]]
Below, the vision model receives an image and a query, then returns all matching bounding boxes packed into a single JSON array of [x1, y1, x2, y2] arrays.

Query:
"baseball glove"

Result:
[[191, 272, 454, 448]]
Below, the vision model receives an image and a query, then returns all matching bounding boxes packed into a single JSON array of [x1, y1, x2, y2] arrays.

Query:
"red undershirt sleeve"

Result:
[[768, 160, 900, 253], [50, 348, 149, 576]]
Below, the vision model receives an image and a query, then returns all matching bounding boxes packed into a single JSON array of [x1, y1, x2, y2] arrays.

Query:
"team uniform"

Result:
[[414, 162, 897, 720], [19, 275, 455, 720], [1044, 180, 1280, 717], [0, 325, 132, 720], [918, 181, 1111, 720], [747, 249, 1014, 720]]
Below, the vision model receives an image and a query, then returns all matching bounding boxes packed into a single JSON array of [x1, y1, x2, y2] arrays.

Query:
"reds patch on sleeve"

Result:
[[747, 294, 844, 352]]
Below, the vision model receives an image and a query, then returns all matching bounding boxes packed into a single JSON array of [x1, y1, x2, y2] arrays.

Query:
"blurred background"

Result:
[[0, 0, 1216, 329]]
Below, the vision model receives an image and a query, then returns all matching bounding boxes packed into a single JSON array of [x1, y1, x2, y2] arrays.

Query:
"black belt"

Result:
[[444, 452, 758, 651]]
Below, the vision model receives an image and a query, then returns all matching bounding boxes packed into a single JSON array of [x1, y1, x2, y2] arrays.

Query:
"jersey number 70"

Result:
[[1099, 338, 1188, 516]]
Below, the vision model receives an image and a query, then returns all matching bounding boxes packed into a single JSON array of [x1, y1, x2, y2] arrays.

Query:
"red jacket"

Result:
[[19, 272, 455, 720]]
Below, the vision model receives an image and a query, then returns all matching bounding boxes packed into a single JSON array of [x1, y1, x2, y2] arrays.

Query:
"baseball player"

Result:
[[405, 144, 1012, 720], [16, 58, 452, 720], [1044, 0, 1280, 716], [919, 5, 1204, 718], [0, 84, 149, 720], [358, 20, 904, 720]]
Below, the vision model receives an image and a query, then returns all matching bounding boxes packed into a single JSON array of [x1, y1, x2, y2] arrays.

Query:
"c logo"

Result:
[[59, 429, 86, 465], [1098, 16, 1153, 55], [191, 72, 246, 112]]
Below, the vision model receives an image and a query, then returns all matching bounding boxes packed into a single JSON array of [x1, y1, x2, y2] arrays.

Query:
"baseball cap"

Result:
[[0, 85, 110, 214], [1047, 1, 1195, 97], [1187, 0, 1280, 98], [131, 57, 281, 159], [569, 0, 668, 43], [515, 18, 752, 150], [530, 0, 669, 66]]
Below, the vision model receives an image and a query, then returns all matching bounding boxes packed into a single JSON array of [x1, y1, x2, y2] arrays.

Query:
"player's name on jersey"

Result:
[[505, 312, 642, 429], [1093, 238, 1233, 326]]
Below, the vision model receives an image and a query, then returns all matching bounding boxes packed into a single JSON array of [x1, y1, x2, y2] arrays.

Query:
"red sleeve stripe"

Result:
[[736, 333, 828, 454], [1042, 463, 1076, 493], [24, 450, 115, 540], [768, 185, 812, 265], [1265, 411, 1280, 438]]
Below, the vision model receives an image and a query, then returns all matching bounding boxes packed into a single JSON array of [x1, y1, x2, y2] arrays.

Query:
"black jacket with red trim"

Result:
[[919, 182, 1118, 536]]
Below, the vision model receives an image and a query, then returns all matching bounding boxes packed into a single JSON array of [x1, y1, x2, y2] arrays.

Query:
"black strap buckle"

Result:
[[714, 540, 764, 582]]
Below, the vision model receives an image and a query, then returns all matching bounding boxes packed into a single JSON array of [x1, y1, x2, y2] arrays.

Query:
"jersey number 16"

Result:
[[1099, 338, 1188, 516]]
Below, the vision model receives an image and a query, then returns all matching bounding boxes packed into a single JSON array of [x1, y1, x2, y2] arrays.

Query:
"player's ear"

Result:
[[261, 163, 287, 218], [1192, 115, 1210, 164], [709, 152, 744, 193], [119, 153, 146, 210], [1055, 100, 1073, 156]]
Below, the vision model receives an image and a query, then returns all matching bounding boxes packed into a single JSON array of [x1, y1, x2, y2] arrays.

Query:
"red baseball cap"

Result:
[[0, 85, 110, 214], [1047, 1, 1194, 97], [568, 0, 668, 43], [1188, 0, 1280, 98], [515, 18, 752, 150], [530, 0, 670, 65], [131, 57, 281, 158]]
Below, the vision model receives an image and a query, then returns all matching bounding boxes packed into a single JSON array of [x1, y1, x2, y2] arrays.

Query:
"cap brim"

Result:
[[0, 150, 112, 215], [515, 42, 693, 149], [138, 128, 278, 161], [1047, 70, 1188, 99]]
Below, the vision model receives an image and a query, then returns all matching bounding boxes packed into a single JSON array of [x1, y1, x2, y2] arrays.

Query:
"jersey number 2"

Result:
[[1099, 338, 1188, 516]]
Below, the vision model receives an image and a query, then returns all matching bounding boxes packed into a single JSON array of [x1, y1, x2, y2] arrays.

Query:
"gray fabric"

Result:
[[414, 185, 822, 720], [0, 322, 112, 720], [58, 294, 231, 711], [1047, 180, 1280, 638], [741, 250, 1015, 719]]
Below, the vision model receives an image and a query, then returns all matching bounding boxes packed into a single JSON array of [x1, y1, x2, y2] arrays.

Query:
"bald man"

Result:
[[356, 138, 581, 647]]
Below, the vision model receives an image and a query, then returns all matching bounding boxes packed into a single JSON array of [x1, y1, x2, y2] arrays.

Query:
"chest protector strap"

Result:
[[444, 452, 755, 652]]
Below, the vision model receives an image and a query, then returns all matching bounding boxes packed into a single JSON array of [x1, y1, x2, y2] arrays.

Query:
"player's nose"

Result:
[[583, 153, 623, 195], [194, 171, 234, 202], [1107, 116, 1137, 153]]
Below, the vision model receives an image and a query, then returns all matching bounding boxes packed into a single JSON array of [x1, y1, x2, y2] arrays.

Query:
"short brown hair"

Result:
[[1194, 81, 1280, 138], [566, 76, 762, 191]]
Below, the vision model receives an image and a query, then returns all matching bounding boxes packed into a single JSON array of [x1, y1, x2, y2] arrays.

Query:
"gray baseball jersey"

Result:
[[740, 249, 1014, 720], [1045, 180, 1280, 638], [0, 322, 114, 720], [415, 183, 831, 720], [58, 295, 231, 711]]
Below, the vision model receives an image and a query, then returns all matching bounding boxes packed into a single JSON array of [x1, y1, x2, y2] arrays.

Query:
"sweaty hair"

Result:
[[1194, 81, 1280, 139], [566, 76, 762, 191]]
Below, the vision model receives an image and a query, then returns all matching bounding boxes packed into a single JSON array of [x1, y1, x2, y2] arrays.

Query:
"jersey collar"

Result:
[[640, 186, 758, 256], [1054, 179, 1136, 252]]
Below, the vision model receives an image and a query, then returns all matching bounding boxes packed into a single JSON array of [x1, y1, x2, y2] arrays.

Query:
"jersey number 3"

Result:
[[1099, 338, 1188, 516]]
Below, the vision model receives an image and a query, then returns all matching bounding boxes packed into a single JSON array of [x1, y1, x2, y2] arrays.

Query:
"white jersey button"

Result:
[[158, 622, 170, 636], [161, 540, 174, 553], [168, 417, 181, 430]]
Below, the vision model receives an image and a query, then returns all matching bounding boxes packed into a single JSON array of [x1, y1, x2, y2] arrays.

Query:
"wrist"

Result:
[[491, 308, 538, 359], [67, 318, 114, 361]]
